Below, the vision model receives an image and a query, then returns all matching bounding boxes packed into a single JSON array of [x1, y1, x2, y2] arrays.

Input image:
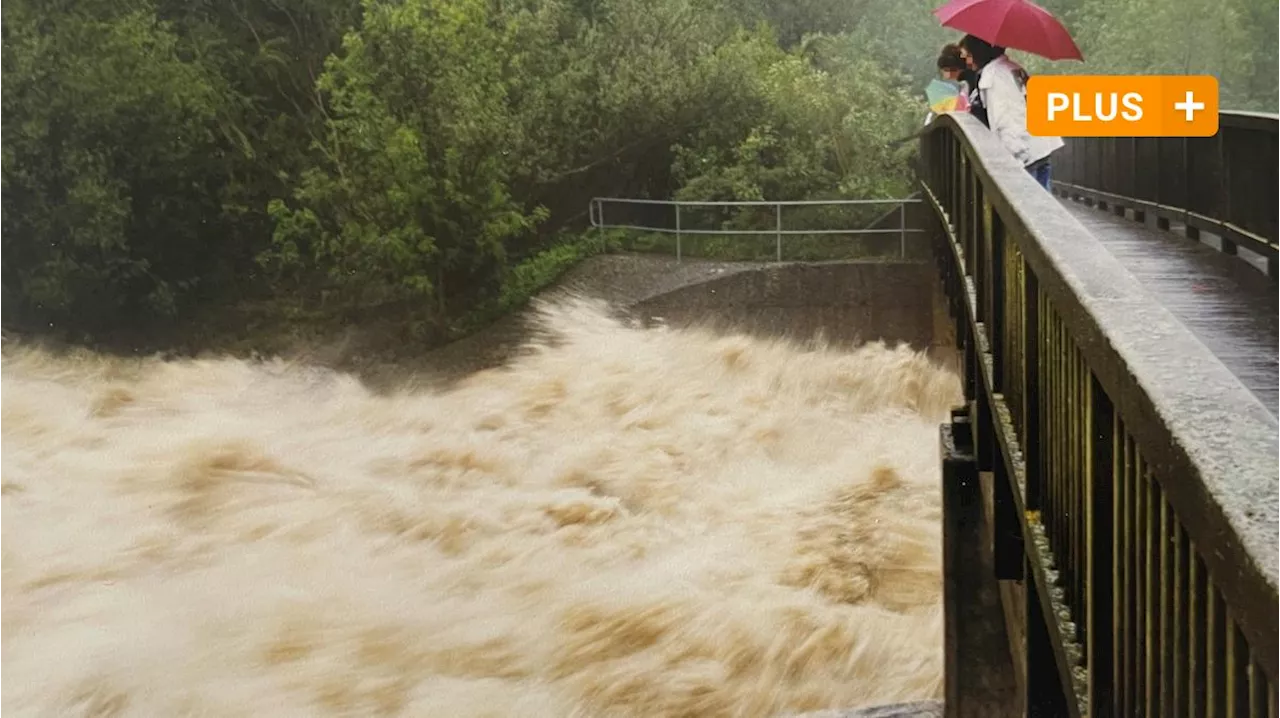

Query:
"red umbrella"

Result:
[[934, 0, 1084, 61]]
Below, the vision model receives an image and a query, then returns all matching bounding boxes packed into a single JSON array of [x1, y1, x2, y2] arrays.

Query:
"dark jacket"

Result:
[[962, 69, 989, 127]]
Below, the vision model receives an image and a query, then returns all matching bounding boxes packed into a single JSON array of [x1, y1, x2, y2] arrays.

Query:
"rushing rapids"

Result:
[[1, 297, 962, 717]]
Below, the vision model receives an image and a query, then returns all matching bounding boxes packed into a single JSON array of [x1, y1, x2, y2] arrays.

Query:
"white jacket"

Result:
[[977, 55, 1063, 166]]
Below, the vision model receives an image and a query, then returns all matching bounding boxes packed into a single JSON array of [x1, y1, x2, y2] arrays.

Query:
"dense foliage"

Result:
[[3, 0, 1276, 344], [1030, 0, 1278, 112]]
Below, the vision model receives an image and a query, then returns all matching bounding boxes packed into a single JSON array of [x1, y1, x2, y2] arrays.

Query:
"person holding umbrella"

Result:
[[959, 34, 1062, 189], [934, 0, 1083, 190]]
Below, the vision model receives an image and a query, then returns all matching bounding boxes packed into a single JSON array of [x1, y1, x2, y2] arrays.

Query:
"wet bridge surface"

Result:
[[1056, 195, 1279, 415]]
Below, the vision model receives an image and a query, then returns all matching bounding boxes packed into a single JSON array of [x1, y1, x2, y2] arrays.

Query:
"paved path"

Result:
[[1059, 198, 1278, 416]]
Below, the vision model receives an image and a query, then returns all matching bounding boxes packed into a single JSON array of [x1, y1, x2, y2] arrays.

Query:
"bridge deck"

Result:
[[1058, 198, 1278, 416]]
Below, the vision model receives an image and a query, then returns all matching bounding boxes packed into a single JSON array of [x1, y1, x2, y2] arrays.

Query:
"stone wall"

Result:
[[629, 260, 957, 368]]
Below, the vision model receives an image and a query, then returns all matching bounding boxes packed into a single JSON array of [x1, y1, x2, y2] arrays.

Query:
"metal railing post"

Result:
[[899, 201, 907, 259], [775, 203, 782, 262], [675, 203, 682, 263]]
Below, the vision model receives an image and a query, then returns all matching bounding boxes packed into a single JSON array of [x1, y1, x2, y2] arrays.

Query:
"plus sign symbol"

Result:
[[1174, 90, 1206, 122]]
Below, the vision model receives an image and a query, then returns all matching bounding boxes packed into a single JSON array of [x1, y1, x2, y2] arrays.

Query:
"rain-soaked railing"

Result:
[[1052, 112, 1279, 278], [920, 113, 1278, 717]]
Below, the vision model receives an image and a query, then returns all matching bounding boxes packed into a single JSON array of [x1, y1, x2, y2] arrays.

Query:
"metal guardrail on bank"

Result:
[[1052, 112, 1280, 277], [919, 112, 1278, 718], [588, 197, 925, 261]]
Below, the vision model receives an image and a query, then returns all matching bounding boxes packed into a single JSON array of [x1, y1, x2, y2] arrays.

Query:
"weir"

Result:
[[629, 261, 957, 369], [587, 196, 959, 368]]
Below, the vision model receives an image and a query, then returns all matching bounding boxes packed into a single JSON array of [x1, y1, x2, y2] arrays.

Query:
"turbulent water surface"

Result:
[[2, 297, 962, 717]]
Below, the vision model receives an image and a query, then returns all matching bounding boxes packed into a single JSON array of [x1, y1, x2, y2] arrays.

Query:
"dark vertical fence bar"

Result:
[[1053, 111, 1279, 276], [1088, 376, 1114, 717], [919, 112, 1278, 718]]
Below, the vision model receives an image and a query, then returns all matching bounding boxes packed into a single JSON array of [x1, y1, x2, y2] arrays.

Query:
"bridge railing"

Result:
[[1052, 112, 1279, 277], [587, 197, 925, 262], [919, 113, 1278, 717]]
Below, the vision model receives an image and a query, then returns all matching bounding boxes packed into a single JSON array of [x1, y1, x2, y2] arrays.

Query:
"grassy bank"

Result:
[[615, 230, 912, 263]]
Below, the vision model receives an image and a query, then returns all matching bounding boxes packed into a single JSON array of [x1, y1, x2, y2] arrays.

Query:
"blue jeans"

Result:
[[1028, 159, 1052, 190]]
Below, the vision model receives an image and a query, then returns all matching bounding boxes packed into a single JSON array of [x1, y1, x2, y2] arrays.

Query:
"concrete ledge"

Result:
[[419, 256, 959, 384], [629, 261, 956, 365]]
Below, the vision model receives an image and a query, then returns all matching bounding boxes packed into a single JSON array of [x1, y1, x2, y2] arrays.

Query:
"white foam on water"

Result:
[[2, 296, 962, 717]]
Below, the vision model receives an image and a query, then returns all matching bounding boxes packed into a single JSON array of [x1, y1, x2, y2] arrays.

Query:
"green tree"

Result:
[[263, 0, 542, 328], [671, 34, 920, 233], [1021, 0, 1276, 112], [2, 0, 232, 331], [154, 0, 362, 286]]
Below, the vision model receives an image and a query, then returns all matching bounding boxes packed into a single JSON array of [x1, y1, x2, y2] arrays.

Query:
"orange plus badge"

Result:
[[1025, 75, 1219, 137]]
